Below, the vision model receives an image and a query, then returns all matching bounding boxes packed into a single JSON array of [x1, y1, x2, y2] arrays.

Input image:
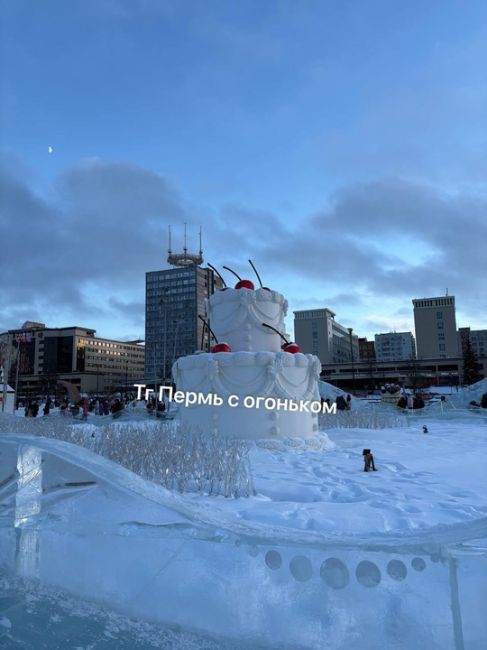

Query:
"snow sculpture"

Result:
[[172, 286, 321, 439]]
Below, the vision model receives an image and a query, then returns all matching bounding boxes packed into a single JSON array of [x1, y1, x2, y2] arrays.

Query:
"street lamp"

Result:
[[348, 327, 356, 394]]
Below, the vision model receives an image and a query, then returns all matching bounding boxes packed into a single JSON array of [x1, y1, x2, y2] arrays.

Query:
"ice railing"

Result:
[[0, 434, 486, 650], [0, 415, 254, 498]]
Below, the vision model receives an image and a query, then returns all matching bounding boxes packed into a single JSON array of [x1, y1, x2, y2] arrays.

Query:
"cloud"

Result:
[[1, 157, 485, 339], [258, 178, 486, 315], [0, 157, 190, 331]]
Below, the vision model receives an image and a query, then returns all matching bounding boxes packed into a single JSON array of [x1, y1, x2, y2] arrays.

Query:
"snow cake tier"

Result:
[[172, 351, 321, 440], [206, 288, 287, 352]]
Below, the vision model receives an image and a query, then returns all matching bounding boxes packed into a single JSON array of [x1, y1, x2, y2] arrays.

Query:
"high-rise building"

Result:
[[374, 332, 416, 361], [144, 228, 223, 380], [412, 295, 458, 359], [294, 308, 359, 365], [145, 266, 222, 380]]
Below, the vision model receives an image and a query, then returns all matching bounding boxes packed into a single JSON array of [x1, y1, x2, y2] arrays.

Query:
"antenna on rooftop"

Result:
[[167, 224, 204, 267], [446, 288, 449, 296]]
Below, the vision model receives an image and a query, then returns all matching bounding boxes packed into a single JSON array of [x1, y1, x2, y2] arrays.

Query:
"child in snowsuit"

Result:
[[363, 449, 377, 472]]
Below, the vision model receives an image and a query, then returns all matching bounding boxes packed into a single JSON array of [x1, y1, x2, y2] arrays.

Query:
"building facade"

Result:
[[374, 332, 416, 362], [320, 354, 486, 391], [413, 295, 458, 359], [458, 327, 487, 358], [294, 308, 359, 365], [0, 322, 145, 398], [358, 337, 376, 361], [145, 265, 223, 380]]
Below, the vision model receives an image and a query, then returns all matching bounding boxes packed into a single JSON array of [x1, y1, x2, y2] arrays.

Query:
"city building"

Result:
[[145, 228, 223, 381], [294, 308, 359, 365], [320, 353, 486, 391], [412, 295, 458, 359], [374, 332, 416, 362], [0, 322, 145, 398], [458, 327, 487, 358], [358, 337, 376, 361]]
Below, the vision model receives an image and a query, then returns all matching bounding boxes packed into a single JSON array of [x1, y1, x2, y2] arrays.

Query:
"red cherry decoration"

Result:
[[211, 342, 231, 353], [223, 266, 255, 291], [235, 279, 255, 290], [281, 342, 301, 354]]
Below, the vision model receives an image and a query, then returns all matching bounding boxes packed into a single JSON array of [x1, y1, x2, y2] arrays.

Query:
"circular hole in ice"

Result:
[[289, 555, 313, 582], [355, 561, 381, 588], [387, 559, 407, 581], [411, 557, 426, 572], [247, 545, 259, 557], [265, 550, 282, 570], [320, 558, 349, 589]]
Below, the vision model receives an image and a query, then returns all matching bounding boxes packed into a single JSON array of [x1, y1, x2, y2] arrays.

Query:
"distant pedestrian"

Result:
[[43, 397, 52, 416], [336, 395, 348, 411], [362, 448, 377, 472], [422, 425, 428, 433], [81, 398, 89, 420]]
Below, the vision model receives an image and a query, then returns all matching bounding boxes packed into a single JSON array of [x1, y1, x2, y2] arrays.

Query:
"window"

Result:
[[439, 344, 446, 351], [437, 322, 444, 330], [436, 311, 443, 319], [438, 333, 445, 340]]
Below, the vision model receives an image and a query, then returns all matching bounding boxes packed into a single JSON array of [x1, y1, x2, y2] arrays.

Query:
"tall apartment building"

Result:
[[458, 327, 487, 358], [374, 332, 416, 361], [294, 308, 359, 365], [412, 295, 458, 359], [0, 322, 145, 396]]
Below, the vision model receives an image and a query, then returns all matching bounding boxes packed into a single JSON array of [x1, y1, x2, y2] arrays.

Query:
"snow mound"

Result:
[[318, 379, 348, 401], [441, 378, 487, 408]]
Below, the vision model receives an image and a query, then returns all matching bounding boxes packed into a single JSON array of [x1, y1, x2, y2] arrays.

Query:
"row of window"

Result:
[[79, 339, 141, 351], [415, 298, 454, 308]]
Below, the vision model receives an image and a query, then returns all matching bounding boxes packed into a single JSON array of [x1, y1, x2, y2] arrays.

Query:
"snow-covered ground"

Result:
[[0, 407, 486, 649]]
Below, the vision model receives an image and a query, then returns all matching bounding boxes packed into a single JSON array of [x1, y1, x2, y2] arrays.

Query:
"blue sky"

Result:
[[1, 0, 486, 341]]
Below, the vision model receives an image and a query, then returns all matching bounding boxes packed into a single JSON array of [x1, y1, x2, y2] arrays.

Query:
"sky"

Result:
[[1, 0, 486, 342]]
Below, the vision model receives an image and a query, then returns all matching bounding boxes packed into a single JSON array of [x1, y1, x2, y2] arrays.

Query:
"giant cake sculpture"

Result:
[[172, 264, 321, 440]]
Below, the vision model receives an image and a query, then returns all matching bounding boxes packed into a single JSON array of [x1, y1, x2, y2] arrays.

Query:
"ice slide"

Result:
[[1, 434, 486, 649]]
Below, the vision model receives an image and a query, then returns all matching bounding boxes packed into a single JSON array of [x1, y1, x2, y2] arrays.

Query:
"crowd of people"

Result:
[[321, 394, 353, 411], [21, 395, 134, 419]]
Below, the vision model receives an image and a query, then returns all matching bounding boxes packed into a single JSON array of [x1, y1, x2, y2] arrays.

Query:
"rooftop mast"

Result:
[[167, 224, 203, 267]]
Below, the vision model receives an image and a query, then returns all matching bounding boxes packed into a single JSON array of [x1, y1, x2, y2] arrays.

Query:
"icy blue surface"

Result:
[[1, 434, 486, 649]]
